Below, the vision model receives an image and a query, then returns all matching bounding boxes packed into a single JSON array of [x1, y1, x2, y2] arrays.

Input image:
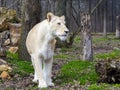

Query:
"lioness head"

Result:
[[47, 12, 69, 41]]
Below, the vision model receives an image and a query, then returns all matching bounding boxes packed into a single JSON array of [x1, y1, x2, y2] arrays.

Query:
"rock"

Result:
[[113, 47, 120, 50], [95, 59, 120, 84], [0, 71, 11, 79], [0, 59, 7, 64], [0, 47, 6, 57], [0, 20, 9, 31], [3, 38, 10, 46], [0, 7, 20, 31], [0, 30, 10, 40], [8, 46, 18, 54], [0, 65, 12, 72], [0, 30, 10, 47], [9, 23, 21, 45]]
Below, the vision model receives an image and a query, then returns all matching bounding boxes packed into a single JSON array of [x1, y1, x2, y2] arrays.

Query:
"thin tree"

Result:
[[116, 16, 120, 38], [18, 0, 40, 61], [81, 13, 93, 61], [82, 0, 106, 61], [81, 0, 93, 61], [103, 0, 107, 37]]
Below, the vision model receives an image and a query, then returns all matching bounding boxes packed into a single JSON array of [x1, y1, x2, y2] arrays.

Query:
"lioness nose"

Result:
[[65, 30, 69, 34]]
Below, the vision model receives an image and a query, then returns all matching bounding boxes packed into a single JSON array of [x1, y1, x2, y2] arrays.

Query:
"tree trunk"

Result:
[[18, 0, 40, 61], [103, 1, 107, 37], [81, 14, 93, 61], [81, 0, 93, 61], [55, 0, 66, 16], [116, 16, 120, 38]]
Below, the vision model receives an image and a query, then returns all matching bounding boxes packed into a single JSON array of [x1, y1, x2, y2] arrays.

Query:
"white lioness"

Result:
[[26, 12, 69, 88]]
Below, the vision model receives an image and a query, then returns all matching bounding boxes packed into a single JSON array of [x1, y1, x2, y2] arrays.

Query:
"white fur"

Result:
[[26, 13, 69, 88]]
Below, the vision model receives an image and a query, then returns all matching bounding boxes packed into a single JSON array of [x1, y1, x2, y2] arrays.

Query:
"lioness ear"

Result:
[[47, 12, 54, 22], [60, 15, 65, 20]]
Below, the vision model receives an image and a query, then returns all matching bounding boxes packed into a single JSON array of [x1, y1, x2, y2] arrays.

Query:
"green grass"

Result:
[[56, 60, 98, 85], [54, 54, 76, 61], [88, 83, 110, 90], [95, 49, 120, 60], [6, 52, 34, 76], [74, 36, 81, 42], [87, 83, 120, 90], [92, 37, 111, 43], [54, 54, 70, 59], [60, 47, 74, 52], [92, 36, 120, 47], [114, 84, 120, 87]]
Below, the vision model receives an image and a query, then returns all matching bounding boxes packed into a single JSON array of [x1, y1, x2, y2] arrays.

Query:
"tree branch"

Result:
[[90, 0, 107, 14], [71, 5, 80, 26]]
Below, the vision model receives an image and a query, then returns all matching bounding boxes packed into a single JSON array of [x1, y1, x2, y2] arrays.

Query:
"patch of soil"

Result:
[[93, 46, 113, 54], [0, 75, 35, 90]]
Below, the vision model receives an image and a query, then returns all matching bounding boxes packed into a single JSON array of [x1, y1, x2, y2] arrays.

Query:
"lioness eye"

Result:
[[57, 22, 61, 25]]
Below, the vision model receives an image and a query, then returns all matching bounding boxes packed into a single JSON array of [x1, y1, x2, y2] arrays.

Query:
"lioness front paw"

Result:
[[38, 80, 47, 88], [47, 82, 54, 87], [32, 78, 38, 83]]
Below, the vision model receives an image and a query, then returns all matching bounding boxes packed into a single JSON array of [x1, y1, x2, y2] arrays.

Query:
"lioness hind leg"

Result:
[[33, 71, 38, 83], [32, 55, 47, 88], [31, 56, 38, 83], [44, 58, 54, 86]]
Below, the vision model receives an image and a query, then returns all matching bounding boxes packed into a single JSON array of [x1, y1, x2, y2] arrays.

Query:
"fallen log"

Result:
[[95, 59, 120, 84]]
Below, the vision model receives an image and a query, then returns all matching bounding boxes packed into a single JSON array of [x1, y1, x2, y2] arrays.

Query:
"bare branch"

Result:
[[72, 14, 79, 27], [90, 0, 107, 14], [71, 5, 80, 26]]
